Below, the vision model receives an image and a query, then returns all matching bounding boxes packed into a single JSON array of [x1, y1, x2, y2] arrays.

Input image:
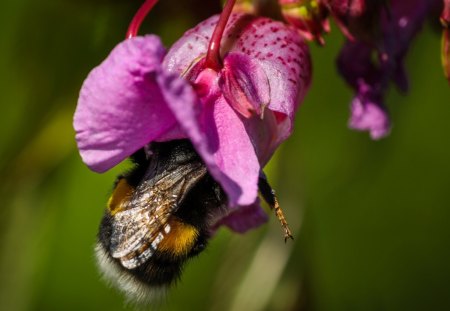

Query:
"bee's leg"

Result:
[[258, 173, 294, 242]]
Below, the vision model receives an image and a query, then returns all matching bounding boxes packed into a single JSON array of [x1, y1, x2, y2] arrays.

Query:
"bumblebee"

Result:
[[95, 139, 292, 303]]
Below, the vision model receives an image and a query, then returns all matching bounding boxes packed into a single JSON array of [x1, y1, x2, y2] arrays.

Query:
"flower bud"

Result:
[[233, 0, 256, 14], [279, 0, 330, 45]]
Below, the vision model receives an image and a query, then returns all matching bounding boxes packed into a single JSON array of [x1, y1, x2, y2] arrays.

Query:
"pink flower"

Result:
[[348, 80, 390, 140], [337, 0, 441, 139], [73, 12, 311, 232], [279, 0, 446, 139]]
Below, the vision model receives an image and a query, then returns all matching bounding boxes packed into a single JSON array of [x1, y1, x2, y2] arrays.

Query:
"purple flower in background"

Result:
[[335, 39, 393, 139], [74, 5, 311, 232], [279, 0, 447, 139], [278, 0, 384, 45], [348, 81, 390, 139], [327, 0, 386, 43], [337, 0, 439, 139]]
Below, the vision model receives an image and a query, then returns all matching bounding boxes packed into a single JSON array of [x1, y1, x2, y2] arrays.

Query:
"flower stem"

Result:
[[205, 0, 236, 71], [126, 0, 159, 39]]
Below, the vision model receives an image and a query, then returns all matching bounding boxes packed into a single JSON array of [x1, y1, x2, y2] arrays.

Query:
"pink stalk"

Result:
[[205, 0, 237, 71], [126, 0, 159, 39]]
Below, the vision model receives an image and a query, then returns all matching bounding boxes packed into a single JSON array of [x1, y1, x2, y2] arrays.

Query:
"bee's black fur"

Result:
[[97, 139, 227, 288]]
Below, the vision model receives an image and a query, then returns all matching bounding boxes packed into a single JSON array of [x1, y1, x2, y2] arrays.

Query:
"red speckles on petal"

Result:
[[163, 15, 220, 75], [222, 14, 311, 141], [270, 26, 280, 33], [219, 52, 270, 118], [288, 78, 297, 85], [164, 13, 311, 142]]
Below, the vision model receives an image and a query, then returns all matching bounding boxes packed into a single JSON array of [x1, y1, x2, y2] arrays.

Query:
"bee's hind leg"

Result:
[[258, 172, 294, 242]]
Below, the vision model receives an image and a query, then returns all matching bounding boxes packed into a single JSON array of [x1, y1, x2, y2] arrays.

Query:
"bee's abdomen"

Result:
[[156, 217, 200, 258], [125, 218, 203, 286]]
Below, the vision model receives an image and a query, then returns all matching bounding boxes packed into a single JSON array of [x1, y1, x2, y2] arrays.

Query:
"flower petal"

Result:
[[157, 73, 241, 206], [74, 35, 180, 172], [162, 15, 216, 76], [203, 96, 261, 206], [162, 79, 260, 206], [349, 81, 390, 140], [212, 200, 269, 233], [336, 40, 379, 89], [219, 52, 270, 118], [241, 110, 279, 166], [225, 14, 311, 139], [163, 13, 311, 140], [329, 0, 383, 42], [336, 0, 436, 139]]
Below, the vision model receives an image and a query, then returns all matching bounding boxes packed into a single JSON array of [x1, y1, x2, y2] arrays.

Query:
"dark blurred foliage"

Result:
[[0, 0, 449, 311]]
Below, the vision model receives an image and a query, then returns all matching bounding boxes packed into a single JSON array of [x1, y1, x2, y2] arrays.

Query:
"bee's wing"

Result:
[[109, 164, 207, 269], [110, 193, 176, 269]]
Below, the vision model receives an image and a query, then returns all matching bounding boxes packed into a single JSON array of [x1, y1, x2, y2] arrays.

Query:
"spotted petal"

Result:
[[219, 52, 270, 118], [163, 83, 260, 206], [163, 13, 311, 142]]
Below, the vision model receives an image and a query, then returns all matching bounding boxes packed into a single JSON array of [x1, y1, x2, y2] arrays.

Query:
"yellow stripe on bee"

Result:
[[158, 218, 199, 257], [108, 178, 134, 215]]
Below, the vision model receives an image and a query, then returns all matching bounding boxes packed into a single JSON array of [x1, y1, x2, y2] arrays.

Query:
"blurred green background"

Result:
[[1, 0, 449, 310]]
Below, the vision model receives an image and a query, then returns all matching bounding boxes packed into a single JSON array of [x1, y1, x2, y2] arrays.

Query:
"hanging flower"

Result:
[[336, 0, 441, 139], [278, 0, 447, 139], [74, 2, 311, 232]]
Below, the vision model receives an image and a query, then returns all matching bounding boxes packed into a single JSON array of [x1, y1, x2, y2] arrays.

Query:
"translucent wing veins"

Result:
[[109, 161, 207, 269]]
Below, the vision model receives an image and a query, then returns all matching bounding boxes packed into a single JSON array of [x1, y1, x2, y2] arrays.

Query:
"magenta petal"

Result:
[[349, 91, 390, 140], [204, 96, 261, 206], [163, 85, 260, 206], [163, 13, 311, 140], [241, 110, 279, 166], [159, 76, 243, 206], [74, 35, 178, 172], [219, 52, 270, 118], [162, 15, 219, 76], [226, 14, 311, 137], [213, 200, 269, 233]]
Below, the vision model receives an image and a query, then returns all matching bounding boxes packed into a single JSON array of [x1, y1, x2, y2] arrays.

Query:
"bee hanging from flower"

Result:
[[73, 0, 311, 303]]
